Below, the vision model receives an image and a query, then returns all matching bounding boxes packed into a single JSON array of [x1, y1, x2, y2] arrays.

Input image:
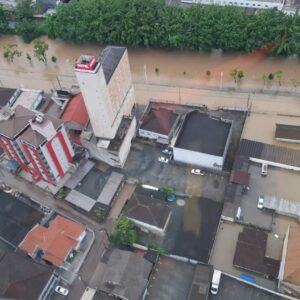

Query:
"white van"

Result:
[[261, 163, 268, 176], [210, 269, 222, 295]]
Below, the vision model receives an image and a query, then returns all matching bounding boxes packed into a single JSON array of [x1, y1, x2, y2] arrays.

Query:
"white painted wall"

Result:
[[173, 147, 223, 169], [118, 117, 137, 167], [41, 143, 59, 179], [60, 126, 75, 157], [75, 65, 118, 139], [181, 0, 284, 10], [139, 128, 169, 141]]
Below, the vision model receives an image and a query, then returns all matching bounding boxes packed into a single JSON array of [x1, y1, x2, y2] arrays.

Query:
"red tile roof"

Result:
[[61, 93, 89, 128], [19, 216, 86, 267]]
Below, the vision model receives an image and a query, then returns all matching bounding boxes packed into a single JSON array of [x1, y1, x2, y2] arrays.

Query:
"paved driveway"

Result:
[[122, 141, 227, 202]]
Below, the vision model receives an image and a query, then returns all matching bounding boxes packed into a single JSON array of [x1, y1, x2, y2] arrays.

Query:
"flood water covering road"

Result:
[[0, 35, 300, 93]]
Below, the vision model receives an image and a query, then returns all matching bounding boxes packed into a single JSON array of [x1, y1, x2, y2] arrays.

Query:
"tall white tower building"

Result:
[[74, 46, 136, 168]]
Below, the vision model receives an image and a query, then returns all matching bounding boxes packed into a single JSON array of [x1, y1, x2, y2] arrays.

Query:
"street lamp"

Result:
[[144, 65, 148, 83], [220, 71, 224, 89]]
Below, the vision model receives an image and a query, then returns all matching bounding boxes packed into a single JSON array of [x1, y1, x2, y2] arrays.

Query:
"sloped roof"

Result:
[[238, 139, 300, 167], [0, 247, 54, 300], [0, 105, 34, 138], [61, 93, 89, 128], [20, 127, 45, 147], [19, 215, 86, 266], [0, 87, 17, 108], [124, 187, 171, 229], [140, 106, 178, 136], [20, 114, 62, 147], [283, 227, 300, 285], [275, 124, 300, 142], [90, 248, 152, 300]]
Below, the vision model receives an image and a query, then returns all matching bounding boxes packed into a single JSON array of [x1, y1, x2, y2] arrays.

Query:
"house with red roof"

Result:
[[19, 215, 86, 267]]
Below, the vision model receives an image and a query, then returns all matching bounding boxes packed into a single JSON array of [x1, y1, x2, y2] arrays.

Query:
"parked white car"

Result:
[[55, 286, 69, 296], [162, 149, 172, 155], [158, 156, 169, 164], [191, 169, 205, 176], [257, 196, 264, 209]]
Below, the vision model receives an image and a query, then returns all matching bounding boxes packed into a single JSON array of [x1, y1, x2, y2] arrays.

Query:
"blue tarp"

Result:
[[240, 273, 256, 283]]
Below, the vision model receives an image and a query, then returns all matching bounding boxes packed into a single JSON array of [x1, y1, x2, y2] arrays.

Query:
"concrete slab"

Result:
[[64, 160, 95, 189], [147, 256, 195, 300], [65, 190, 95, 212], [209, 222, 277, 290], [208, 274, 288, 300], [242, 113, 300, 151]]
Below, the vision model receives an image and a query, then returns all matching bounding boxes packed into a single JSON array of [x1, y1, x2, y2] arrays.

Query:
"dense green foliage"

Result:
[[15, 21, 46, 43], [110, 215, 137, 247], [0, 6, 9, 34], [45, 0, 300, 55]]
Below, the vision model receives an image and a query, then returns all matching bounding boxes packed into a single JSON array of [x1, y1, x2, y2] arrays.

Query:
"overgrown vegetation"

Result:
[[110, 215, 137, 247], [33, 39, 48, 63], [3, 44, 22, 62], [44, 0, 300, 56]]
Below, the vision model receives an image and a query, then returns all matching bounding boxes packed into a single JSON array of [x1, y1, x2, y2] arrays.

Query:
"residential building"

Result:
[[19, 215, 86, 267], [0, 104, 75, 185], [0, 241, 59, 300], [139, 102, 180, 144], [181, 0, 284, 11], [172, 110, 232, 170], [124, 187, 172, 236], [75, 46, 136, 168], [90, 248, 153, 300]]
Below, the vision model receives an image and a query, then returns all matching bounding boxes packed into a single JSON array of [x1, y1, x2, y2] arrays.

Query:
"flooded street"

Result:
[[1, 35, 300, 93]]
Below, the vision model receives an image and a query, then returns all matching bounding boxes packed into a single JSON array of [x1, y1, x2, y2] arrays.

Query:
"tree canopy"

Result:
[[0, 6, 9, 34], [45, 0, 300, 56]]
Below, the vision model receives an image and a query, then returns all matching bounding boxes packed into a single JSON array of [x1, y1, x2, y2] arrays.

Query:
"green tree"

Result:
[[3, 44, 22, 62], [110, 215, 137, 247], [15, 21, 45, 43], [44, 0, 300, 56], [230, 68, 244, 84], [15, 0, 34, 21], [0, 6, 9, 34], [274, 70, 283, 86], [33, 39, 48, 63], [159, 186, 175, 196]]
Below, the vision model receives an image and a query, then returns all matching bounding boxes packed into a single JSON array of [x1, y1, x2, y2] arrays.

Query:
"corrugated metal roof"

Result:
[[238, 139, 300, 167], [275, 124, 300, 141], [65, 190, 95, 212], [96, 172, 124, 206]]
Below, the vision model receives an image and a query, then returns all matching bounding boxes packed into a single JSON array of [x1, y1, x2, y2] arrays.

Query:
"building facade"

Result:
[[0, 105, 75, 185], [74, 46, 136, 168], [181, 0, 284, 11], [172, 110, 232, 170]]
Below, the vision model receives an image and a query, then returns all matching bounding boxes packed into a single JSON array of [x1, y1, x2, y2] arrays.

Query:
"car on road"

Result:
[[257, 196, 264, 209], [158, 156, 169, 164], [55, 286, 69, 296], [191, 169, 204, 175], [162, 148, 172, 155]]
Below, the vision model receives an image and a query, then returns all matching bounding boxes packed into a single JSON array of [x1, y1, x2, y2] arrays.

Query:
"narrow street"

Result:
[[0, 167, 114, 300]]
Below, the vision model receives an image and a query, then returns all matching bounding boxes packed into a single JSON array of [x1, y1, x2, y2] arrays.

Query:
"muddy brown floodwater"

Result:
[[0, 35, 300, 92]]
